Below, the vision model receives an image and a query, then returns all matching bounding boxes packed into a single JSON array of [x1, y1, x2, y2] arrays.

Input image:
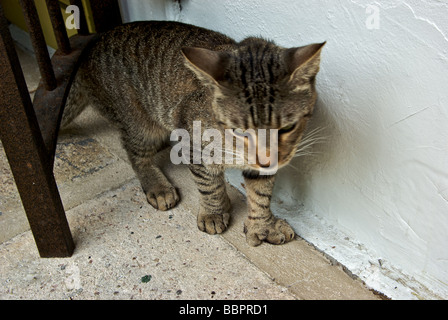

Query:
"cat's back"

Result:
[[76, 21, 235, 119], [83, 21, 234, 82]]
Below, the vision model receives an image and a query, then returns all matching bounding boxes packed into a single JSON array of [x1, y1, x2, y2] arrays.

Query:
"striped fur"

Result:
[[63, 21, 324, 246]]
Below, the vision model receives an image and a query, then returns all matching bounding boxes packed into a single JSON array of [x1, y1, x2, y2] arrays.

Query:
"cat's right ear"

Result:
[[181, 47, 229, 85]]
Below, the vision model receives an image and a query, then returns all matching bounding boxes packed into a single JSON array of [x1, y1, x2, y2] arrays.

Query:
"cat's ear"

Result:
[[285, 42, 326, 83], [181, 47, 229, 85]]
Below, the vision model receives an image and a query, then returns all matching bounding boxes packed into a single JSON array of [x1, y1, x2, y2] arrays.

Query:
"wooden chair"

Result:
[[0, 0, 121, 257]]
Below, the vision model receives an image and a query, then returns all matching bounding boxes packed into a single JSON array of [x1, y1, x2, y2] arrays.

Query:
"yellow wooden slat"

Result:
[[0, 0, 95, 49]]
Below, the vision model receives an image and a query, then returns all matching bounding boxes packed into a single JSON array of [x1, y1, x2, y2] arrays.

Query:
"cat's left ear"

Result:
[[181, 47, 229, 85], [285, 42, 326, 83]]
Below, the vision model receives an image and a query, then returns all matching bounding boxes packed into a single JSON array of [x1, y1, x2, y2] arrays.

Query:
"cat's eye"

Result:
[[279, 123, 296, 134], [304, 112, 313, 118]]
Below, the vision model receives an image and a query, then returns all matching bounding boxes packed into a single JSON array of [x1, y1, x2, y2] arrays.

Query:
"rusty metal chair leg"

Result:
[[0, 8, 74, 258], [0, 0, 121, 258]]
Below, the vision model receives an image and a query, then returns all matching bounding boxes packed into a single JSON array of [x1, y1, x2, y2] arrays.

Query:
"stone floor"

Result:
[[0, 41, 380, 300]]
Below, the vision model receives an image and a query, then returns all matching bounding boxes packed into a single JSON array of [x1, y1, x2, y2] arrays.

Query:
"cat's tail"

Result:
[[60, 75, 89, 128]]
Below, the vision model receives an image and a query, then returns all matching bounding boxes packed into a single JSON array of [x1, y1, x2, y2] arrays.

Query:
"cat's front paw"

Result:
[[197, 212, 230, 235], [146, 185, 180, 211], [244, 217, 295, 247]]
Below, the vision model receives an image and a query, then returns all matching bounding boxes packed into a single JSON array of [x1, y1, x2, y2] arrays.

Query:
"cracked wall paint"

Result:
[[120, 0, 448, 299]]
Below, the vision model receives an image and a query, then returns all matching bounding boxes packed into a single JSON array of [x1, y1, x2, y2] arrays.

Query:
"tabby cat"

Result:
[[63, 21, 324, 246]]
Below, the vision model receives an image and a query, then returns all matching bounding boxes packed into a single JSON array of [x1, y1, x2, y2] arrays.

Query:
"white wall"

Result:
[[120, 0, 448, 299]]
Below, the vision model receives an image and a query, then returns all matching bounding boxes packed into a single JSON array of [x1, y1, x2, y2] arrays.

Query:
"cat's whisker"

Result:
[[294, 131, 327, 158], [285, 162, 301, 173], [300, 126, 327, 140], [189, 145, 248, 163], [299, 132, 327, 146], [295, 143, 314, 152], [295, 144, 315, 154], [295, 127, 328, 154], [294, 148, 320, 155], [188, 147, 241, 163], [220, 149, 245, 160], [295, 143, 324, 154], [220, 148, 243, 156], [293, 151, 322, 158], [305, 125, 327, 136]]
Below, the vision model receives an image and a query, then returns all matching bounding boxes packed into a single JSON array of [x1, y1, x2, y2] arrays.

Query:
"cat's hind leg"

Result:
[[121, 124, 180, 211], [61, 75, 90, 128]]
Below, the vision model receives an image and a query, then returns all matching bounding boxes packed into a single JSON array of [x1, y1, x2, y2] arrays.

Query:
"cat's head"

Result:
[[182, 38, 325, 173]]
